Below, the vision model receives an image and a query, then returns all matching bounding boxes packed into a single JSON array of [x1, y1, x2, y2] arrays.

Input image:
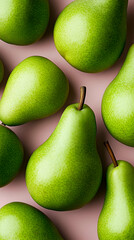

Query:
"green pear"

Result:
[[0, 124, 23, 187], [0, 202, 63, 240], [26, 87, 102, 211], [98, 141, 134, 240], [0, 59, 4, 84], [54, 0, 128, 73], [0, 56, 69, 126], [102, 44, 134, 147], [0, 0, 49, 45]]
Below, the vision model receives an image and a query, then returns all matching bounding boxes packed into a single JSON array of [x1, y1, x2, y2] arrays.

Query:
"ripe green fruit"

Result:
[[0, 56, 69, 126], [54, 0, 128, 73], [98, 141, 134, 240], [102, 44, 134, 146], [0, 0, 49, 45], [26, 87, 102, 211], [0, 59, 4, 84], [0, 202, 63, 240], [0, 124, 23, 187]]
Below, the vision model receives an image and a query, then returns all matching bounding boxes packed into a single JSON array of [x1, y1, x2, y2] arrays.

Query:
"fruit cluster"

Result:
[[0, 0, 133, 239]]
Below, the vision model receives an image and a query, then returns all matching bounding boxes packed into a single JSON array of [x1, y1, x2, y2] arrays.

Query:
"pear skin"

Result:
[[0, 124, 23, 187], [98, 142, 134, 240], [0, 56, 69, 126], [102, 44, 134, 146], [54, 0, 128, 72], [0, 0, 49, 45], [0, 59, 4, 84], [0, 202, 63, 240], [26, 87, 102, 211]]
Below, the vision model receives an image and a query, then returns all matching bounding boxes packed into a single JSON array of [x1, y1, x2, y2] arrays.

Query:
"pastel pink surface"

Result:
[[0, 1, 134, 239]]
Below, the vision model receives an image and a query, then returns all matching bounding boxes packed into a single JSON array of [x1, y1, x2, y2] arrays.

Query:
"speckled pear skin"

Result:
[[0, 56, 69, 126], [26, 103, 102, 211], [98, 160, 134, 240], [102, 44, 134, 146], [54, 0, 128, 73], [0, 59, 4, 84], [0, 125, 23, 187], [0, 0, 49, 45], [0, 202, 63, 240]]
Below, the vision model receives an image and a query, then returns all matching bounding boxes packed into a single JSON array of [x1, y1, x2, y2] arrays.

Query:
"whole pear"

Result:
[[0, 0, 49, 45], [26, 87, 102, 211], [0, 56, 69, 126], [98, 141, 134, 240], [0, 124, 23, 187], [54, 0, 128, 73], [0, 59, 4, 84], [0, 202, 63, 240], [102, 44, 134, 146]]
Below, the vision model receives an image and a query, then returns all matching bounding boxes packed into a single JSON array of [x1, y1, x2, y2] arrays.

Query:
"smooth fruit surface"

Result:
[[0, 125, 23, 187], [54, 0, 128, 72], [102, 44, 134, 146], [0, 202, 63, 240], [26, 102, 102, 211], [0, 0, 49, 45], [0, 56, 69, 126], [0, 59, 4, 84], [98, 160, 134, 240]]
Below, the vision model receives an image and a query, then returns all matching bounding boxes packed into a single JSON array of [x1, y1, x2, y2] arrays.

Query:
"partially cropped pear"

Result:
[[0, 124, 23, 187], [26, 87, 102, 211], [102, 44, 134, 146], [98, 141, 134, 240], [0, 59, 4, 84], [0, 56, 69, 126], [0, 0, 49, 45], [54, 0, 128, 73], [0, 202, 63, 240]]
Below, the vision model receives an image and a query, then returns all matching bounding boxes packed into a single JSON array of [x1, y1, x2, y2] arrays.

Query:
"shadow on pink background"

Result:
[[0, 0, 134, 239]]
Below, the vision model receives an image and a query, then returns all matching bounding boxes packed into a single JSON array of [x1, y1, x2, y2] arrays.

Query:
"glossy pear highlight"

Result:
[[0, 202, 63, 240], [26, 87, 102, 211], [0, 0, 49, 45], [102, 44, 134, 146], [98, 141, 134, 240], [0, 56, 69, 126], [54, 0, 128, 72]]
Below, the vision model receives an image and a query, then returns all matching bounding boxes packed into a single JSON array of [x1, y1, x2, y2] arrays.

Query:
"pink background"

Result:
[[0, 1, 134, 239]]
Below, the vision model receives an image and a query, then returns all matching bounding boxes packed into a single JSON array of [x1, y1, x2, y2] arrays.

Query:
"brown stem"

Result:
[[78, 86, 86, 110], [0, 122, 6, 127], [104, 141, 118, 167]]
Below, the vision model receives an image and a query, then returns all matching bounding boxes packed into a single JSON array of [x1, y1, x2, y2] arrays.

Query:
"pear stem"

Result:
[[0, 122, 6, 127], [104, 141, 118, 167], [78, 86, 86, 110]]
